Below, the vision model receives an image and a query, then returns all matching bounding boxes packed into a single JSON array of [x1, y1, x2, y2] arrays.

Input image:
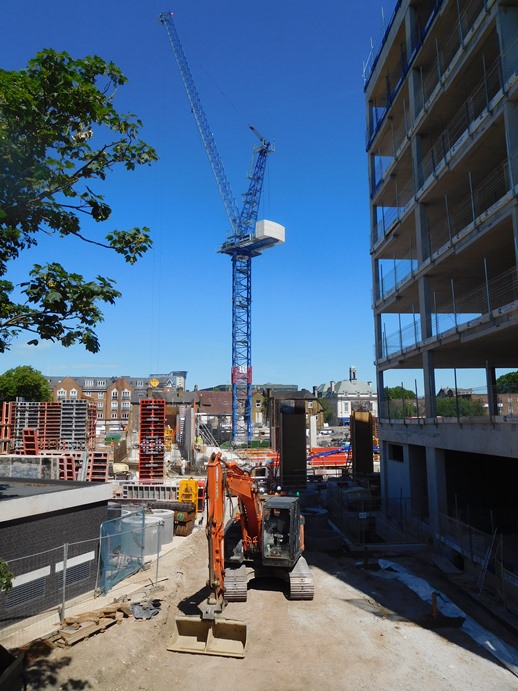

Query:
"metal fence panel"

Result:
[[97, 508, 145, 595]]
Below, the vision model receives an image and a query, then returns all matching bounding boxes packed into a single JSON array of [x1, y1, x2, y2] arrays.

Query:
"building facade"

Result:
[[317, 367, 378, 425], [47, 375, 162, 435], [366, 0, 518, 547]]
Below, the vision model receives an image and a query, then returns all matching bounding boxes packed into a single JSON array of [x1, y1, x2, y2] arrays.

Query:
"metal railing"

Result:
[[374, 52, 510, 252], [381, 264, 518, 359], [367, 0, 495, 147]]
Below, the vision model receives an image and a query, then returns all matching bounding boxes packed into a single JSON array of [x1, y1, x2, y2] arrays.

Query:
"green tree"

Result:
[[0, 365, 52, 402], [384, 386, 416, 400], [496, 371, 518, 393], [435, 397, 485, 417], [319, 397, 334, 424], [0, 49, 158, 354], [0, 560, 13, 593]]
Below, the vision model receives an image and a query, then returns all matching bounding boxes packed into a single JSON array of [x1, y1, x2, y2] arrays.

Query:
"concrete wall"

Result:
[[378, 420, 518, 459], [0, 455, 60, 480]]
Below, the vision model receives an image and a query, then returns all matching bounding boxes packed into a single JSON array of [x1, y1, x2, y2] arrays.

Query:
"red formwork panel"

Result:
[[22, 428, 39, 455], [38, 402, 61, 450], [58, 455, 76, 481], [87, 451, 109, 482], [0, 402, 12, 453], [139, 399, 165, 482], [86, 401, 97, 451]]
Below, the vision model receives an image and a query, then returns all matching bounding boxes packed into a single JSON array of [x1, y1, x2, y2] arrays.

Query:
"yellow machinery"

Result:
[[175, 478, 200, 536], [178, 478, 198, 504]]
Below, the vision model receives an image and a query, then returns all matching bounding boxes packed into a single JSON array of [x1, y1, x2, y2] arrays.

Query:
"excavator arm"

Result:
[[204, 451, 262, 619]]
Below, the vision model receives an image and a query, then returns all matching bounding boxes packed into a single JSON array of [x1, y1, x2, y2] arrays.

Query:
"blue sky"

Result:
[[3, 1, 398, 391]]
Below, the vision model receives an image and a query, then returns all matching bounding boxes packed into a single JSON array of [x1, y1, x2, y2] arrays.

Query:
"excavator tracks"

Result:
[[224, 565, 248, 602], [288, 557, 314, 600]]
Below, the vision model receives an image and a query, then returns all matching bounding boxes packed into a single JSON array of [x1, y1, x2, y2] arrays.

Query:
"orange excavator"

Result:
[[168, 451, 313, 657]]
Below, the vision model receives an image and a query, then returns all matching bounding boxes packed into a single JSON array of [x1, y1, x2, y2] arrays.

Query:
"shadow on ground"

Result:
[[14, 638, 92, 691]]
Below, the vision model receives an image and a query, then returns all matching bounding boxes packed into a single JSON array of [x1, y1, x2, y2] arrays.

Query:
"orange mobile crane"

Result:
[[168, 452, 313, 657]]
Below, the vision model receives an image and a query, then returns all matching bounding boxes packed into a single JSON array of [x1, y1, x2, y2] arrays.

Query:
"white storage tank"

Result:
[[123, 513, 163, 558], [151, 509, 174, 545]]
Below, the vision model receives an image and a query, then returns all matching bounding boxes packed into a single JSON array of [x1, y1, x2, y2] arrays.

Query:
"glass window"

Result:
[[121, 412, 129, 419], [97, 380, 106, 387], [97, 402, 103, 409], [84, 380, 94, 387], [110, 401, 118, 410], [122, 390, 130, 399], [111, 390, 118, 399], [111, 412, 118, 419], [97, 392, 104, 399], [121, 401, 130, 410], [70, 389, 77, 398]]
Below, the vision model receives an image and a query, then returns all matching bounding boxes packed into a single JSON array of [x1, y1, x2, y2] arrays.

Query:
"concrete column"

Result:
[[503, 102, 518, 193], [376, 368, 386, 419], [412, 133, 424, 190], [418, 275, 433, 341], [373, 256, 381, 303], [425, 446, 447, 538], [496, 5, 518, 84], [415, 202, 429, 263], [368, 150, 377, 203], [422, 351, 437, 419], [374, 311, 384, 362], [367, 101, 376, 149], [512, 205, 518, 268], [485, 363, 498, 417]]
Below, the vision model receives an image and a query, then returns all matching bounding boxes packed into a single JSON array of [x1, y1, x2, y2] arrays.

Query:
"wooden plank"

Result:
[[59, 616, 118, 645]]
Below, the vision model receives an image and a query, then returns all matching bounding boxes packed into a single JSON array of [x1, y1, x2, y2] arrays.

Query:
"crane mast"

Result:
[[160, 11, 284, 442]]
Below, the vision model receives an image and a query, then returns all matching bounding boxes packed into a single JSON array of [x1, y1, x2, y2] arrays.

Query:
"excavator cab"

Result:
[[262, 496, 302, 567]]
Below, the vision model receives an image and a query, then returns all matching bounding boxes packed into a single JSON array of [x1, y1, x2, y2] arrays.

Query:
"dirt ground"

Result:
[[21, 527, 518, 691]]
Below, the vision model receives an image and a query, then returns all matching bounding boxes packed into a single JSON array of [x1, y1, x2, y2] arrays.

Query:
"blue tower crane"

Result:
[[160, 11, 285, 442]]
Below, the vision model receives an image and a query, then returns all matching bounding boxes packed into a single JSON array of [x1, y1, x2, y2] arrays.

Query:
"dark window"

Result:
[[58, 561, 90, 587], [6, 578, 45, 609], [389, 443, 404, 462]]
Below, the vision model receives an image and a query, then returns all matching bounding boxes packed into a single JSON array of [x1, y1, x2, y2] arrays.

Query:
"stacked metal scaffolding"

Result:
[[139, 399, 165, 482], [3, 400, 96, 452]]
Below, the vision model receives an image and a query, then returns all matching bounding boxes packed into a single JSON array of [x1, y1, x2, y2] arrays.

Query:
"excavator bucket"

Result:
[[167, 616, 247, 658]]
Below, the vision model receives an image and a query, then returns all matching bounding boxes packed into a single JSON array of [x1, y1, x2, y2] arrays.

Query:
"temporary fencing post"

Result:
[[155, 521, 164, 587], [60, 543, 68, 623]]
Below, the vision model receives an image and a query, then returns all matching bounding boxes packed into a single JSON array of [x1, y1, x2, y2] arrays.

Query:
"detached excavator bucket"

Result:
[[167, 616, 247, 658]]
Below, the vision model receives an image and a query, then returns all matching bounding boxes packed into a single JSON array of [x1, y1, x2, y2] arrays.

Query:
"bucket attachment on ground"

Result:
[[167, 615, 247, 658]]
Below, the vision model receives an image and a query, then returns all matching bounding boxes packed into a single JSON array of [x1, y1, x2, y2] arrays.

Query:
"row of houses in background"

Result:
[[44, 367, 378, 437]]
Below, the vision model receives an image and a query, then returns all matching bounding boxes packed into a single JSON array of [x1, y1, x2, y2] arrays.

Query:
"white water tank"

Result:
[[151, 509, 174, 544], [124, 514, 163, 558]]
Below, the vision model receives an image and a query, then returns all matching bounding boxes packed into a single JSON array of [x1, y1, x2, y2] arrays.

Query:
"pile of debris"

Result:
[[51, 602, 133, 647]]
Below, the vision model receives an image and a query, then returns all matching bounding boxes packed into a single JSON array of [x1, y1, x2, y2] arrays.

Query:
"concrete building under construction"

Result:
[[366, 0, 518, 569]]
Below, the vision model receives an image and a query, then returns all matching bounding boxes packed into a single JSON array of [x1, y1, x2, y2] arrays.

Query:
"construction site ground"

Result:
[[18, 526, 518, 691]]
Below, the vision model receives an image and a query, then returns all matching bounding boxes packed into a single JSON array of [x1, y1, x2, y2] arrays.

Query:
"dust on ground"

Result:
[[21, 528, 518, 691]]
